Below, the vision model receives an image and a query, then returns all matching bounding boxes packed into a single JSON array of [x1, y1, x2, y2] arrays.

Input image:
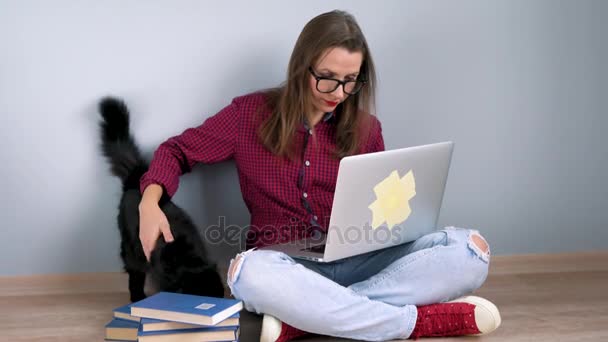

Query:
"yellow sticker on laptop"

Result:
[[368, 169, 416, 229]]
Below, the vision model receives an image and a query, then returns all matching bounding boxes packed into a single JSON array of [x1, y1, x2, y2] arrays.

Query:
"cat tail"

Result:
[[98, 97, 149, 191]]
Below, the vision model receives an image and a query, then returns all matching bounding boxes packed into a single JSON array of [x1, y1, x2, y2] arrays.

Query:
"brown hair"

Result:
[[258, 10, 377, 160]]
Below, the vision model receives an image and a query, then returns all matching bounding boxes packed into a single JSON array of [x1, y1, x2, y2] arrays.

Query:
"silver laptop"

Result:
[[259, 141, 454, 263]]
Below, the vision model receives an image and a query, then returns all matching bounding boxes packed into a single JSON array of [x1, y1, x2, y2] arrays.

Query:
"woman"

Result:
[[138, 10, 501, 341]]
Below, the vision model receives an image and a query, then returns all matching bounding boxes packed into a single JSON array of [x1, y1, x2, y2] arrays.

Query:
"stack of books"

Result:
[[105, 292, 242, 341]]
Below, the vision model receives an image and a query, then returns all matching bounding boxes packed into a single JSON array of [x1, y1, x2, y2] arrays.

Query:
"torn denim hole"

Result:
[[227, 247, 257, 292], [467, 229, 490, 263]]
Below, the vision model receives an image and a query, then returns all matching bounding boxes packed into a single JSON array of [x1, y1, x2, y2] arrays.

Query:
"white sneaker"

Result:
[[260, 314, 282, 342], [259, 314, 309, 342]]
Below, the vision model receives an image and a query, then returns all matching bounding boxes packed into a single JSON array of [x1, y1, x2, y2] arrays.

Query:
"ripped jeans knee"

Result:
[[226, 248, 298, 314], [441, 227, 491, 296], [467, 229, 491, 263], [445, 226, 491, 263], [227, 247, 258, 297]]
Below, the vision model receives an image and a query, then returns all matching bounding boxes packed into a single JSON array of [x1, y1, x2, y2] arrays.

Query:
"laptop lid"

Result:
[[321, 141, 454, 262]]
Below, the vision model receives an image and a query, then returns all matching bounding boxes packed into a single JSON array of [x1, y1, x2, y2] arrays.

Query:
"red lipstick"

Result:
[[325, 100, 338, 107]]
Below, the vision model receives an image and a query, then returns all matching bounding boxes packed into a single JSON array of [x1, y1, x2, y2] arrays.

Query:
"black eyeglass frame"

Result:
[[308, 67, 367, 95]]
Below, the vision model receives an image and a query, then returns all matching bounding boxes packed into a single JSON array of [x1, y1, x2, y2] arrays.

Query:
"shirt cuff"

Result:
[[139, 172, 178, 198]]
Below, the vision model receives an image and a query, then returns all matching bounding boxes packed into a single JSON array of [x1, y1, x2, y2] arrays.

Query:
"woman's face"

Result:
[[309, 47, 363, 117]]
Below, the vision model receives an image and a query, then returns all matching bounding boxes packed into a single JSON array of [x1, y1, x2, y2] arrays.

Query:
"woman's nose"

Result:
[[331, 85, 345, 99]]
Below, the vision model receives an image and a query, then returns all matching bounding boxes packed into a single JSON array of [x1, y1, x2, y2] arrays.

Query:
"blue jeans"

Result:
[[227, 227, 490, 341]]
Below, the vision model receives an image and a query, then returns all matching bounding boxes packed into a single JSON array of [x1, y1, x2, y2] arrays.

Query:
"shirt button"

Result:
[[305, 160, 310, 167], [308, 129, 313, 135], [313, 215, 318, 221], [303, 192, 308, 198]]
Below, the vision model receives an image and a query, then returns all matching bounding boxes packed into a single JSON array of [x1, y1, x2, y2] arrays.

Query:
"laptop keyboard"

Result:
[[300, 244, 326, 254]]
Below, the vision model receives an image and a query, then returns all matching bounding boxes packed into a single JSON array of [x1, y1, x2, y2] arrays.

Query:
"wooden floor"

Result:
[[1, 252, 607, 342]]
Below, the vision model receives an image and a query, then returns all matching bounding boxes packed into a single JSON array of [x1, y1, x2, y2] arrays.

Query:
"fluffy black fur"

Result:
[[98, 97, 225, 302]]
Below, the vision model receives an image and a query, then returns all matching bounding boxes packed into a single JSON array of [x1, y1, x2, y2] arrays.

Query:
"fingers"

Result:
[[139, 209, 174, 262], [142, 234, 154, 262], [144, 246, 151, 262], [140, 227, 160, 262], [160, 222, 175, 243]]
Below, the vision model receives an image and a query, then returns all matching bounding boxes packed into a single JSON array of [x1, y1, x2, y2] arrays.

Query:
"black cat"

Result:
[[98, 97, 225, 302]]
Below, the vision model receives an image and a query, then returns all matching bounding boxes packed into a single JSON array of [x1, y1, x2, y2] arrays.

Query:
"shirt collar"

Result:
[[301, 112, 334, 131]]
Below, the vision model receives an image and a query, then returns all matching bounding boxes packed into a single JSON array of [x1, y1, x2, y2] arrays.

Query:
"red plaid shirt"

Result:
[[140, 92, 385, 249]]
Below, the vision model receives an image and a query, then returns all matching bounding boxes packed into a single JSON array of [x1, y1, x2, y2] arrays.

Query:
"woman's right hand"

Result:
[[138, 201, 174, 261]]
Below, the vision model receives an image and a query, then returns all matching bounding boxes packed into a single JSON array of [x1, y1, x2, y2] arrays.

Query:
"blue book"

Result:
[[137, 325, 240, 342], [112, 304, 140, 322], [130, 292, 243, 326], [104, 318, 140, 341], [141, 312, 240, 332]]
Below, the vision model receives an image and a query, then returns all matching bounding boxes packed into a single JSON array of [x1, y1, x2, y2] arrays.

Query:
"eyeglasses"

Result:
[[308, 67, 366, 95]]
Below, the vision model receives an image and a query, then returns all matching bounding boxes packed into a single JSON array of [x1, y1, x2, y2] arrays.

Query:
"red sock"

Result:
[[275, 322, 309, 342], [410, 302, 481, 339]]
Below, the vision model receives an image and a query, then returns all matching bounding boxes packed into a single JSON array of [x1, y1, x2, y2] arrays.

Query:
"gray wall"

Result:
[[1, 0, 606, 276]]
